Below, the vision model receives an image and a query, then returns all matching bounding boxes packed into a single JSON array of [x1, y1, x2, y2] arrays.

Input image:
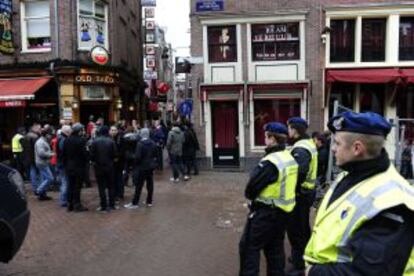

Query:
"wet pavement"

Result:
[[0, 170, 255, 276]]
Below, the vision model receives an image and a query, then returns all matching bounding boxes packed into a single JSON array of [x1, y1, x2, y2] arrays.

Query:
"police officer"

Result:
[[285, 117, 318, 275], [304, 111, 414, 275], [11, 127, 26, 177], [239, 122, 298, 276]]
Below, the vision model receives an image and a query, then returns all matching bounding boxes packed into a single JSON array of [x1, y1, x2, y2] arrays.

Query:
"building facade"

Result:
[[0, 0, 143, 156], [190, 0, 414, 170]]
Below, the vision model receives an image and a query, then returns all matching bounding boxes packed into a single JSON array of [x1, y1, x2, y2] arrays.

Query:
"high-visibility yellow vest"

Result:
[[304, 164, 414, 275], [292, 138, 318, 190], [12, 133, 24, 153], [255, 150, 299, 213]]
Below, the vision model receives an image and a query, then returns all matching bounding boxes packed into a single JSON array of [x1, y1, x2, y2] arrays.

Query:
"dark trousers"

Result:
[[184, 154, 198, 175], [287, 194, 313, 269], [239, 207, 287, 276], [132, 169, 154, 205], [12, 153, 25, 178], [114, 164, 124, 199], [170, 154, 186, 179], [123, 159, 134, 186], [67, 173, 83, 210], [95, 168, 115, 209], [83, 162, 91, 187], [156, 146, 163, 170]]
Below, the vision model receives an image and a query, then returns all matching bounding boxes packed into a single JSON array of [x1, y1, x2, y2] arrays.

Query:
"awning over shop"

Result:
[[0, 77, 51, 101], [400, 69, 414, 84], [326, 69, 402, 84]]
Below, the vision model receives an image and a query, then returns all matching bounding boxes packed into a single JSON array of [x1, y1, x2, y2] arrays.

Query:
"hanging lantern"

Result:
[[157, 82, 170, 94]]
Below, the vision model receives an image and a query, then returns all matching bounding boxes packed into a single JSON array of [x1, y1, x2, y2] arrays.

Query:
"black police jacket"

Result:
[[0, 163, 30, 262]]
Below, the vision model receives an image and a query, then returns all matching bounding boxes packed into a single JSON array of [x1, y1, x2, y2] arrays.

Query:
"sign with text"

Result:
[[75, 74, 115, 85], [0, 100, 26, 108], [144, 8, 155, 18], [141, 0, 156, 6], [196, 0, 224, 12]]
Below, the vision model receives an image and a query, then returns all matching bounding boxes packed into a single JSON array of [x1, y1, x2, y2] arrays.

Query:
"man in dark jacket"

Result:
[[182, 122, 200, 176], [124, 128, 157, 209], [62, 123, 88, 212], [121, 126, 140, 187], [110, 125, 124, 201], [21, 123, 41, 193], [57, 125, 71, 207], [90, 126, 117, 212], [151, 120, 165, 170]]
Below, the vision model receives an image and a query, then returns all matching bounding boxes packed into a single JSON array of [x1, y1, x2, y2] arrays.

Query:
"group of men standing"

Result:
[[239, 112, 414, 276]]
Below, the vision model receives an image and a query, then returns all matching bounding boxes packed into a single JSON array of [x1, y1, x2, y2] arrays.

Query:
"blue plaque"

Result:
[[196, 0, 224, 12]]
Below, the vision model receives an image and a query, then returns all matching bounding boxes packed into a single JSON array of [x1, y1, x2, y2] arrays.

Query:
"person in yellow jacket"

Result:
[[239, 122, 298, 276], [11, 127, 26, 177], [304, 111, 414, 275]]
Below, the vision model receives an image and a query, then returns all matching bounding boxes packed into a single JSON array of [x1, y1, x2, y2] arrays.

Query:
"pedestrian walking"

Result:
[[90, 126, 117, 212], [57, 125, 71, 207], [34, 127, 55, 200], [124, 128, 157, 209], [11, 127, 26, 178], [121, 126, 140, 187], [304, 111, 414, 275], [22, 123, 41, 193], [166, 122, 188, 182], [151, 120, 165, 170], [239, 122, 298, 276], [110, 125, 124, 201], [182, 121, 200, 176], [285, 117, 318, 275], [62, 123, 88, 212]]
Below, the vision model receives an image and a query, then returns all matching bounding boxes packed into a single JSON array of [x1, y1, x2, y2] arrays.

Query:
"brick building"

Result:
[[190, 0, 414, 170], [0, 0, 144, 155]]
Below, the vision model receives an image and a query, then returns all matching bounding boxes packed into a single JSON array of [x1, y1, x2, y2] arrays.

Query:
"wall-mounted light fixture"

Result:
[[71, 98, 79, 109], [116, 98, 123, 109], [321, 26, 333, 44], [129, 104, 135, 111]]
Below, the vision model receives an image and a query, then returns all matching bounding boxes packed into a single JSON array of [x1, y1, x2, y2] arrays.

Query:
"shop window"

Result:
[[251, 23, 300, 61], [254, 99, 300, 146], [330, 19, 355, 62], [21, 1, 51, 51], [329, 83, 355, 118], [207, 26, 237, 63], [397, 85, 414, 118], [360, 84, 385, 115], [399, 17, 414, 61], [78, 0, 108, 49], [361, 18, 386, 62]]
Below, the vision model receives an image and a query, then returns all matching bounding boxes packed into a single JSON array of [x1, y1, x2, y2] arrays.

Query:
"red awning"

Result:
[[247, 82, 309, 90], [0, 77, 51, 100], [400, 68, 414, 83], [326, 69, 402, 84]]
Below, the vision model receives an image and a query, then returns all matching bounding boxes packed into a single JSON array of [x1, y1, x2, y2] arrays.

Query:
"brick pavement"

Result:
[[0, 170, 256, 276]]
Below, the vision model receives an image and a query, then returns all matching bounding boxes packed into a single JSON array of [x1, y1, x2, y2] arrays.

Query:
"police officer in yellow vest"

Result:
[[304, 111, 414, 275], [11, 127, 26, 177], [285, 117, 318, 275], [239, 122, 298, 276]]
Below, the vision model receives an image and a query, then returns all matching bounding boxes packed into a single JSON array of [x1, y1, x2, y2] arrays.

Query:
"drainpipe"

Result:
[[52, 0, 62, 119]]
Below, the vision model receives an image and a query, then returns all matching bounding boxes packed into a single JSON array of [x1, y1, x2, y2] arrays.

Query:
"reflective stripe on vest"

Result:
[[12, 134, 23, 153], [304, 164, 414, 274], [255, 150, 298, 213], [292, 139, 318, 190]]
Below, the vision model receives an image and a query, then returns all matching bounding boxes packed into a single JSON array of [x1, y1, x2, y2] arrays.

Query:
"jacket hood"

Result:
[[171, 126, 181, 133]]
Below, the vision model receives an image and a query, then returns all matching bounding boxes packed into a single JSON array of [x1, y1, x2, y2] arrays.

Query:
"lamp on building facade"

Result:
[[71, 98, 79, 109], [128, 104, 135, 111], [116, 98, 123, 109]]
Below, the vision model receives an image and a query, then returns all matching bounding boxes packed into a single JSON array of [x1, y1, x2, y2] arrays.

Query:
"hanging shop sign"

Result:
[[146, 21, 155, 30], [144, 8, 155, 18], [196, 0, 224, 12], [0, 0, 14, 54], [146, 56, 156, 68], [144, 70, 158, 80], [90, 46, 110, 66], [141, 0, 156, 7]]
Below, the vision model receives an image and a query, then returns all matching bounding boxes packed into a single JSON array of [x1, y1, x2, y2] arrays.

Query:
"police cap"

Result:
[[328, 111, 391, 137], [263, 122, 288, 135], [287, 117, 308, 129]]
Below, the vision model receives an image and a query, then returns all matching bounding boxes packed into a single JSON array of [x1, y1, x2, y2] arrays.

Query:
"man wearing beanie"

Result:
[[90, 125, 117, 212], [125, 128, 157, 209]]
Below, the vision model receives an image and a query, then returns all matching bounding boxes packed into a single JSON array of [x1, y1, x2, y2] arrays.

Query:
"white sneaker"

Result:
[[124, 203, 139, 209], [184, 175, 190, 181], [170, 177, 175, 182], [174, 178, 179, 183]]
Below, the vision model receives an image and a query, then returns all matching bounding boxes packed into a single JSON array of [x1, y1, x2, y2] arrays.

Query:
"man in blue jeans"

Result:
[[34, 127, 55, 200], [57, 125, 71, 206]]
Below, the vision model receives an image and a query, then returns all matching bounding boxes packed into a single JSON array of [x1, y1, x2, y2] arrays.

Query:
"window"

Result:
[[399, 17, 414, 61], [207, 26, 237, 63], [78, 0, 108, 49], [21, 1, 51, 51], [360, 84, 385, 115], [254, 99, 300, 146], [330, 19, 355, 62], [329, 83, 354, 118], [251, 23, 300, 61], [361, 18, 386, 62]]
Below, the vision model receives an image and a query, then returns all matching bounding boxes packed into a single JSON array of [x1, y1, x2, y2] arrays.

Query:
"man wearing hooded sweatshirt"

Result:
[[166, 122, 188, 182], [124, 128, 157, 209]]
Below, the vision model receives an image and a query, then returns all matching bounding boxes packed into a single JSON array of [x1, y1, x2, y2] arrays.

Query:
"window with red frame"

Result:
[[329, 83, 355, 118], [254, 99, 300, 146], [207, 26, 237, 63], [330, 19, 355, 62]]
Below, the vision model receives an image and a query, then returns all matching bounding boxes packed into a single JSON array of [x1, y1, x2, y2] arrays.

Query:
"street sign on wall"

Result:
[[141, 0, 156, 7], [196, 0, 224, 12]]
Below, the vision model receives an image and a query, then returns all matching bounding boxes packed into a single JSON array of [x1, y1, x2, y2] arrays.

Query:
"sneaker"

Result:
[[174, 178, 179, 183], [109, 205, 120, 211], [96, 206, 108, 213], [183, 175, 190, 181], [170, 177, 175, 181], [147, 203, 153, 207], [73, 206, 88, 212], [124, 203, 139, 209]]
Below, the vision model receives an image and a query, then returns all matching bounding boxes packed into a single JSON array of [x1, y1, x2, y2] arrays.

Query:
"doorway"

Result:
[[80, 102, 110, 126], [211, 101, 239, 167]]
